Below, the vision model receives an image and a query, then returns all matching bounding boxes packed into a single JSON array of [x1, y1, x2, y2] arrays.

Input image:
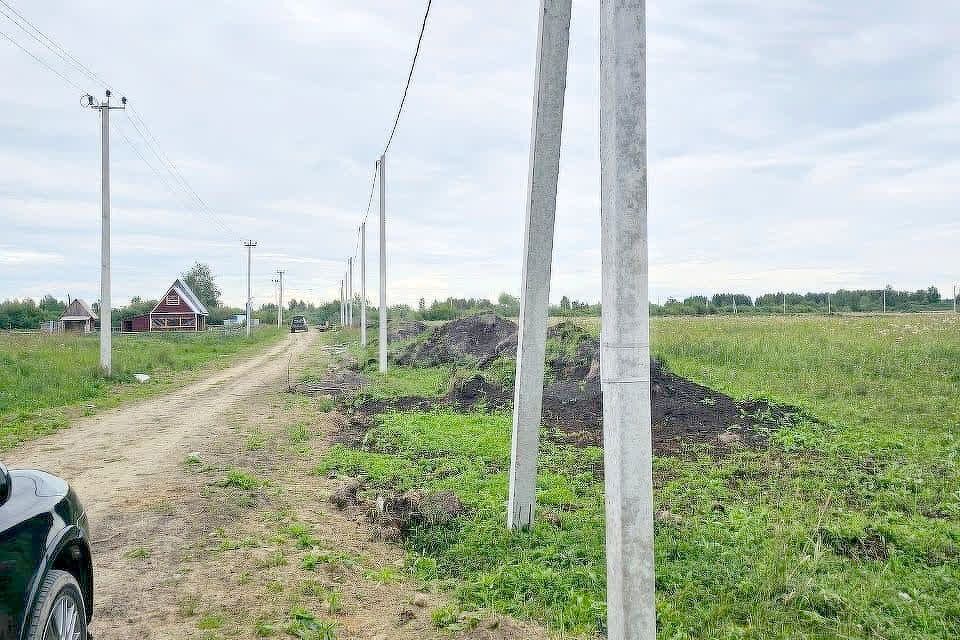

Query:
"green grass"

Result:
[[319, 315, 960, 639], [0, 327, 284, 450], [360, 365, 454, 400]]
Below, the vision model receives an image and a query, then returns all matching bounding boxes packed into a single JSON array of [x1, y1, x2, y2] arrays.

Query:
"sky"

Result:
[[1, 0, 958, 309]]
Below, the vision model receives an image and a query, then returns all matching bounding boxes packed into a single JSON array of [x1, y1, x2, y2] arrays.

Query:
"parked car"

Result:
[[290, 315, 308, 333], [0, 461, 93, 640]]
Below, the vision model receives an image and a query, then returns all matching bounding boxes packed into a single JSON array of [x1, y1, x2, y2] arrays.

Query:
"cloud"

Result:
[[1, 0, 958, 308]]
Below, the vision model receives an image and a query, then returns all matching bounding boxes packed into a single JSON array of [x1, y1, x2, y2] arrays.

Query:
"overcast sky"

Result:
[[1, 0, 958, 308]]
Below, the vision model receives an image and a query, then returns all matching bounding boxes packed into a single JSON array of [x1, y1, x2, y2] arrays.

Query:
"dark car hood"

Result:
[[10, 470, 68, 499], [1, 471, 70, 537]]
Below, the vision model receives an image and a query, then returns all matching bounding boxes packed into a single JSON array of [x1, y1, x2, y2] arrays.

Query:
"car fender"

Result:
[[18, 521, 92, 640]]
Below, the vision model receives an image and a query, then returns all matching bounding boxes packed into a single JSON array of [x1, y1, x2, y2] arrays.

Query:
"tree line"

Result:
[[654, 286, 950, 315], [3, 280, 956, 330]]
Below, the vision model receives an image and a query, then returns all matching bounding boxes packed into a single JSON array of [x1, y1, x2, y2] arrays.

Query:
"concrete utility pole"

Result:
[[348, 257, 354, 328], [507, 0, 572, 531], [378, 155, 388, 373], [361, 223, 367, 346], [827, 292, 831, 314], [84, 90, 125, 376], [600, 0, 656, 637], [882, 288, 887, 313], [276, 270, 285, 327], [954, 285, 956, 313], [340, 279, 345, 326], [243, 240, 257, 337], [783, 292, 787, 315], [732, 296, 737, 314]]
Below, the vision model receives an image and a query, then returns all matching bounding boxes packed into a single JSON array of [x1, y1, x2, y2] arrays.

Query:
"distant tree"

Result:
[[560, 295, 571, 311], [418, 297, 426, 313], [182, 262, 222, 309]]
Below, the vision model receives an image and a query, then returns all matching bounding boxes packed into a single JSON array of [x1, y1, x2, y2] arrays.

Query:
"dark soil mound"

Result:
[[542, 360, 795, 452], [446, 373, 511, 410], [348, 319, 801, 455], [395, 314, 517, 367], [388, 321, 429, 343]]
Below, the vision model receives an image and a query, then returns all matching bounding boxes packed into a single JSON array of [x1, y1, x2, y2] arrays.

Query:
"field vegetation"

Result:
[[319, 314, 960, 638], [0, 327, 284, 450]]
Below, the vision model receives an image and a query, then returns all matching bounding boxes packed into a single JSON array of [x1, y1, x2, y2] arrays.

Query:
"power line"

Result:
[[343, 0, 432, 275], [123, 107, 238, 237], [1, 1, 239, 242], [0, 0, 110, 91], [0, 28, 85, 92], [110, 118, 236, 238], [382, 0, 433, 156]]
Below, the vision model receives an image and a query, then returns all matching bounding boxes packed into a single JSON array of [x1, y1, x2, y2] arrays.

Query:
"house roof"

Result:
[[153, 278, 209, 316], [59, 298, 97, 321]]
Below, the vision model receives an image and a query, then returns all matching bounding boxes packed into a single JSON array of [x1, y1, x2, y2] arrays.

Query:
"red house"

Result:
[[123, 278, 209, 332]]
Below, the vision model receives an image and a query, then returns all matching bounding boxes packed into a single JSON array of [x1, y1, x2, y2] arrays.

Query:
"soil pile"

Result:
[[388, 321, 429, 343], [395, 314, 518, 367], [390, 320, 799, 452]]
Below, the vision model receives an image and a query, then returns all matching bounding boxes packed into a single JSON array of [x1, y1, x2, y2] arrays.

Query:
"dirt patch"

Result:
[[332, 487, 466, 543], [291, 368, 366, 395], [819, 527, 890, 562], [396, 314, 517, 367]]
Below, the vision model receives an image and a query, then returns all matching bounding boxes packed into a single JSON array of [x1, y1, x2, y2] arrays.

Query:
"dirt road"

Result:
[[6, 331, 547, 639], [6, 332, 315, 638]]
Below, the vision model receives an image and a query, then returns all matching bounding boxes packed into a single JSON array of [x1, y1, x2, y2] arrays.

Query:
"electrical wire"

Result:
[[382, 0, 433, 156], [110, 119, 234, 235], [0, 28, 85, 92], [0, 0, 240, 242], [0, 0, 110, 91], [124, 107, 238, 238], [343, 0, 432, 270]]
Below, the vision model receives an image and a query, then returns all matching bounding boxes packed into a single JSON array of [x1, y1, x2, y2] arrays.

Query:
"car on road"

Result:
[[290, 315, 308, 333], [0, 461, 93, 640]]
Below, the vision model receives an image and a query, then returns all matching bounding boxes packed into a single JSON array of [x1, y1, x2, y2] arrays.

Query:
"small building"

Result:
[[57, 299, 97, 334], [122, 279, 209, 332]]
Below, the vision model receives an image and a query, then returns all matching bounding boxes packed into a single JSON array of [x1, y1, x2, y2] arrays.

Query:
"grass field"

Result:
[[0, 328, 285, 450], [320, 314, 960, 638]]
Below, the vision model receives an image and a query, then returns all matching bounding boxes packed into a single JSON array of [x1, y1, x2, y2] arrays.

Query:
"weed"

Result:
[[253, 619, 276, 637], [245, 429, 267, 450], [286, 607, 339, 640], [258, 550, 287, 569], [289, 423, 311, 443], [325, 590, 343, 615], [218, 468, 262, 490], [430, 605, 459, 629], [197, 614, 225, 630], [124, 546, 150, 560]]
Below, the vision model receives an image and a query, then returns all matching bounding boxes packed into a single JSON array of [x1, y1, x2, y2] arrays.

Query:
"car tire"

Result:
[[25, 569, 88, 640]]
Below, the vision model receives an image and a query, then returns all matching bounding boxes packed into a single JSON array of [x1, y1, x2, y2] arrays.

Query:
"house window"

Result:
[[166, 293, 179, 306]]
